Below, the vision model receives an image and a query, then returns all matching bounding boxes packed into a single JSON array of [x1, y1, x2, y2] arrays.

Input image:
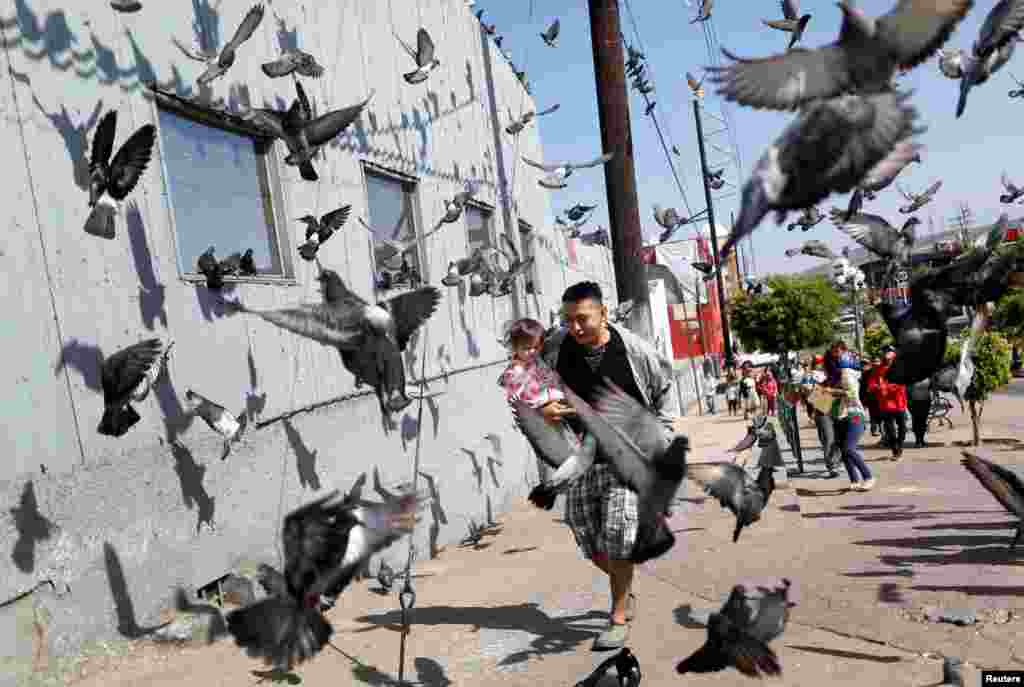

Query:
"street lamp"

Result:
[[831, 259, 866, 353]]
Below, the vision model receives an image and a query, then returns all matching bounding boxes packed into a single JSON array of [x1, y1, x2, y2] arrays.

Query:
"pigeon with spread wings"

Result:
[[844, 141, 922, 220], [561, 380, 690, 564], [762, 0, 812, 49], [685, 71, 705, 98], [945, 0, 1024, 118], [98, 339, 173, 437], [396, 28, 440, 84], [511, 400, 597, 510], [358, 216, 449, 272], [897, 180, 942, 213], [677, 579, 793, 677], [540, 18, 560, 47], [189, 4, 265, 86], [784, 239, 836, 260], [687, 461, 776, 542], [522, 152, 615, 190], [296, 205, 352, 261], [505, 103, 560, 136], [261, 48, 325, 79], [1000, 171, 1024, 203], [785, 205, 824, 231], [720, 90, 921, 261], [835, 213, 918, 269], [708, 0, 972, 112], [224, 488, 426, 671], [84, 111, 156, 239]]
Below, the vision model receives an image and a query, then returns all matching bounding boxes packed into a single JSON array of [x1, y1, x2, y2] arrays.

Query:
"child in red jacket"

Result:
[[867, 345, 908, 459]]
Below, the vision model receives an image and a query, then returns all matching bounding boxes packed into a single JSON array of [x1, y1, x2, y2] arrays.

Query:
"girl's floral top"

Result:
[[498, 356, 566, 409]]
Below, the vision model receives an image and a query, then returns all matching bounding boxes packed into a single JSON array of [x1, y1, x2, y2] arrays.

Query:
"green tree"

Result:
[[944, 328, 1013, 446], [863, 322, 894, 360], [992, 288, 1024, 346], [728, 275, 843, 354]]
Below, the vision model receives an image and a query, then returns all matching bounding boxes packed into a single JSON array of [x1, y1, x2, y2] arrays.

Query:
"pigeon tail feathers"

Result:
[[84, 199, 118, 239], [225, 596, 332, 671], [98, 403, 141, 437], [527, 483, 558, 510], [632, 518, 676, 563]]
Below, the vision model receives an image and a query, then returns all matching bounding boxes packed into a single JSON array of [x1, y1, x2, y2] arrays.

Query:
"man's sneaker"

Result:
[[849, 481, 863, 491], [593, 622, 630, 651], [861, 478, 876, 490]]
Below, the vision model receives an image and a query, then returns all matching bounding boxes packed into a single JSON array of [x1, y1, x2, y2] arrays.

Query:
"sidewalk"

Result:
[[56, 388, 1024, 686]]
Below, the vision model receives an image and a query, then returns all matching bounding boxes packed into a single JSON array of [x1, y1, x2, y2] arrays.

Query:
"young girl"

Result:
[[724, 370, 740, 416], [740, 363, 760, 421], [498, 318, 568, 410]]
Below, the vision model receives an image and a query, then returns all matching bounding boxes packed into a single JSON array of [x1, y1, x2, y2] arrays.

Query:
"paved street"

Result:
[[47, 381, 1024, 686]]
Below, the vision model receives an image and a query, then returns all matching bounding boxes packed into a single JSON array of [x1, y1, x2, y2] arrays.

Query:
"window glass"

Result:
[[366, 171, 422, 291]]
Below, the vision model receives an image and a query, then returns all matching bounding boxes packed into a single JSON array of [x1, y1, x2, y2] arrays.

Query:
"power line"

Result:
[[619, 0, 695, 221]]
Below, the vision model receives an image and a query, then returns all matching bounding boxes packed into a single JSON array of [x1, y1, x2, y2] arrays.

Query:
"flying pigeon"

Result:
[[376, 560, 395, 591], [357, 216, 450, 271], [687, 461, 776, 542], [98, 339, 173, 437], [84, 111, 156, 239], [296, 205, 353, 261], [1010, 71, 1024, 96], [239, 249, 257, 276], [835, 214, 918, 274], [785, 239, 836, 260], [396, 28, 440, 84], [961, 450, 1024, 549], [625, 45, 645, 71], [242, 83, 374, 182], [708, 0, 972, 112], [763, 0, 812, 49], [440, 181, 479, 224], [1000, 171, 1024, 203], [948, 0, 1024, 118], [224, 489, 425, 671], [653, 205, 690, 232], [261, 48, 325, 79], [576, 647, 642, 687], [522, 152, 615, 190], [916, 215, 1019, 308], [514, 69, 531, 93], [720, 90, 921, 261], [110, 0, 142, 12], [512, 401, 597, 510], [493, 35, 504, 48], [184, 389, 246, 459], [897, 180, 942, 214], [540, 18, 560, 47], [505, 103, 560, 135], [691, 0, 714, 24], [609, 300, 635, 324], [488, 235, 535, 295], [190, 4, 265, 86], [844, 141, 923, 220], [676, 579, 793, 677], [672, 144, 681, 156], [686, 71, 706, 98], [580, 228, 610, 248], [441, 262, 461, 287], [877, 279, 951, 385], [785, 205, 824, 231], [705, 167, 725, 190], [566, 203, 598, 222], [561, 380, 691, 564]]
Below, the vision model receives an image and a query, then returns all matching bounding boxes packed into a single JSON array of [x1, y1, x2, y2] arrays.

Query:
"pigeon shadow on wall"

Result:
[[418, 470, 448, 560], [458, 306, 480, 359], [103, 541, 172, 638], [282, 418, 321, 491], [245, 346, 268, 422], [10, 481, 56, 574], [28, 93, 102, 192], [400, 414, 420, 452], [125, 201, 168, 331], [54, 338, 104, 393], [273, 12, 299, 52]]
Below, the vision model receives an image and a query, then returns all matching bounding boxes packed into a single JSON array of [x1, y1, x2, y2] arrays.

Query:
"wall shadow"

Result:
[[245, 346, 268, 422], [10, 481, 56, 573], [103, 541, 172, 638], [125, 200, 168, 331], [417, 470, 447, 560], [461, 449, 483, 491], [53, 338, 104, 393], [282, 418, 321, 491]]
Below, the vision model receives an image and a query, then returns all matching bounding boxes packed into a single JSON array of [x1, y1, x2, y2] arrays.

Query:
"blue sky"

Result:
[[475, 0, 1024, 277]]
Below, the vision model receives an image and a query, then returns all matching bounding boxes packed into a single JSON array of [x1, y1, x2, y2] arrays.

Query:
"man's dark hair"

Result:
[[561, 281, 603, 305]]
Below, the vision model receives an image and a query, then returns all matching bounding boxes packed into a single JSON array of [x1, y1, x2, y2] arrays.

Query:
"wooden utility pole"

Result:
[[588, 0, 651, 341]]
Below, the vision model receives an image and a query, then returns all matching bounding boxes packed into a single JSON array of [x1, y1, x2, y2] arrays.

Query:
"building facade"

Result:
[[0, 0, 617, 665]]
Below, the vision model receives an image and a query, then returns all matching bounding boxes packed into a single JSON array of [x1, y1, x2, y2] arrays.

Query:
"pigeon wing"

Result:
[[222, 4, 266, 61], [686, 462, 747, 515], [923, 179, 942, 198], [875, 0, 972, 71], [746, 580, 793, 643], [320, 204, 352, 233], [962, 451, 1024, 519], [303, 92, 374, 146], [836, 215, 892, 255], [416, 28, 436, 66], [90, 110, 117, 169], [536, 103, 560, 117], [1001, 170, 1013, 191], [572, 152, 615, 169], [246, 304, 366, 348], [861, 141, 922, 190], [521, 155, 561, 172], [102, 339, 163, 399], [591, 380, 671, 459], [242, 109, 288, 138], [763, 19, 796, 31], [106, 124, 156, 200], [975, 0, 1024, 57], [708, 45, 852, 111], [281, 490, 355, 593], [294, 80, 313, 121], [500, 233, 521, 263], [560, 384, 657, 495], [394, 32, 418, 62], [549, 18, 560, 40], [261, 53, 297, 78], [511, 400, 574, 469], [381, 286, 442, 351]]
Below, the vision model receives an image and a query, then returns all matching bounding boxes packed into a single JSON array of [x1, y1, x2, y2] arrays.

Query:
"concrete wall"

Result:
[[0, 0, 616, 665]]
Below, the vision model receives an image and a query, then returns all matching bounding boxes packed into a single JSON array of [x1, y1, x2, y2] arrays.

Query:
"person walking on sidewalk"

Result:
[[825, 356, 875, 491], [907, 378, 932, 448], [868, 346, 908, 459], [724, 369, 740, 416], [540, 281, 680, 652], [740, 362, 760, 421], [703, 367, 719, 415], [760, 368, 778, 416]]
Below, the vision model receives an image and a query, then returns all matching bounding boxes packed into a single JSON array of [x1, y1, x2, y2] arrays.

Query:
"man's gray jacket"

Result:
[[540, 322, 680, 440]]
